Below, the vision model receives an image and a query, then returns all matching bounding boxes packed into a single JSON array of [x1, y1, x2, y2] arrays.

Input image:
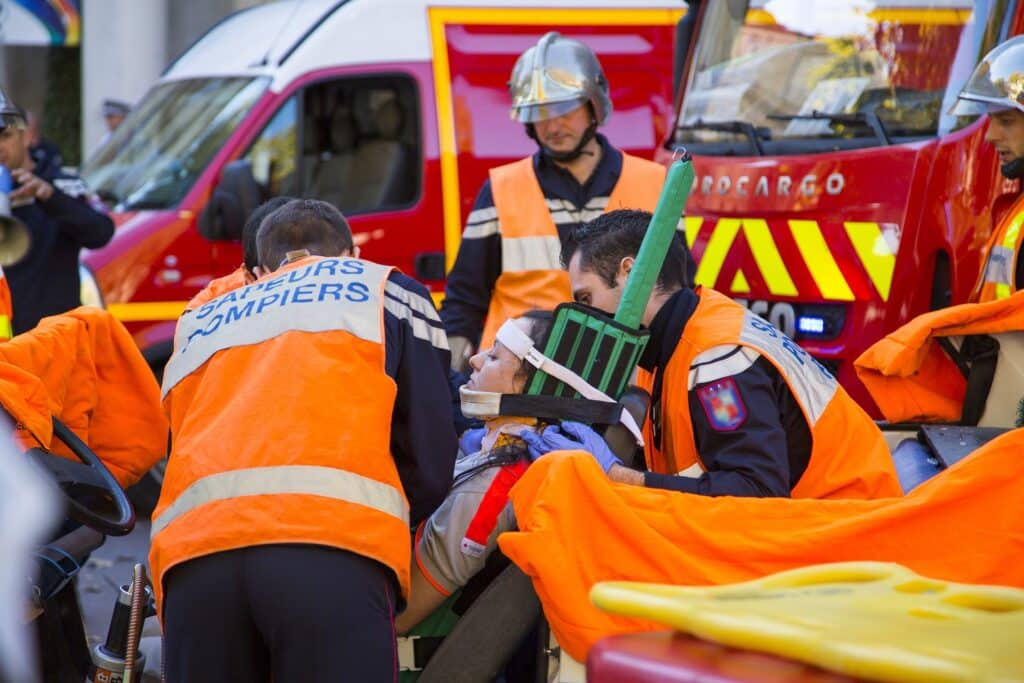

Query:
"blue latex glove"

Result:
[[459, 427, 486, 455], [519, 421, 622, 472]]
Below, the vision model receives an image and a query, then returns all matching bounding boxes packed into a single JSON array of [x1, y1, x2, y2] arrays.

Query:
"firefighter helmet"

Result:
[[508, 32, 612, 125], [0, 87, 25, 131], [952, 35, 1024, 116]]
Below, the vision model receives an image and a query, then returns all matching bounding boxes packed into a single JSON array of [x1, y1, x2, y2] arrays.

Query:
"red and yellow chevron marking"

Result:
[[686, 217, 897, 302]]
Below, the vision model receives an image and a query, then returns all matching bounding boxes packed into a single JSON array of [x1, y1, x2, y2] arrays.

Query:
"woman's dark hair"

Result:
[[514, 310, 555, 378]]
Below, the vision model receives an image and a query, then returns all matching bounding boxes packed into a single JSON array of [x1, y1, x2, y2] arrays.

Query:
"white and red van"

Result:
[[80, 0, 684, 371]]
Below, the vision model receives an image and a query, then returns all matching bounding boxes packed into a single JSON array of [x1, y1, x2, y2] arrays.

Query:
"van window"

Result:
[[83, 77, 269, 210], [244, 96, 298, 197], [301, 75, 420, 214]]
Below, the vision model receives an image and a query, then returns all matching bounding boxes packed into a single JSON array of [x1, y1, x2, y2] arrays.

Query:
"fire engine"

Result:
[[657, 0, 1022, 413]]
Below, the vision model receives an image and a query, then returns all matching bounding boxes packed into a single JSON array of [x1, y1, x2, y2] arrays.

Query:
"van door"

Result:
[[212, 69, 432, 280]]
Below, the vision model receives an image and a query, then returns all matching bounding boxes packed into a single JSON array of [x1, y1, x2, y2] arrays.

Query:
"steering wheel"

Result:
[[26, 417, 135, 536]]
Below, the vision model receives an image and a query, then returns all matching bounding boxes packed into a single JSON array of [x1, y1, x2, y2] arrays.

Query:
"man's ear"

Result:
[[343, 245, 361, 259], [252, 265, 268, 279], [617, 256, 635, 286]]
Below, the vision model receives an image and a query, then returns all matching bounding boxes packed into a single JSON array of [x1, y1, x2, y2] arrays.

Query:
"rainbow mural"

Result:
[[1, 0, 80, 46]]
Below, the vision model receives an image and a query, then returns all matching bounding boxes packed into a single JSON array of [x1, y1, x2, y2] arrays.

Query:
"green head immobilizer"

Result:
[[525, 157, 695, 399]]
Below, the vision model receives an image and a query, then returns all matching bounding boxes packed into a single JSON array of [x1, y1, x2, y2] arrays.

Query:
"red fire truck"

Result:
[[79, 0, 683, 373], [657, 0, 1023, 413]]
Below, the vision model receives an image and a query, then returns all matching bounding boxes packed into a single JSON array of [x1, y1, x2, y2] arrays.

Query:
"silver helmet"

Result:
[[951, 35, 1024, 116], [508, 32, 612, 125], [0, 87, 25, 131]]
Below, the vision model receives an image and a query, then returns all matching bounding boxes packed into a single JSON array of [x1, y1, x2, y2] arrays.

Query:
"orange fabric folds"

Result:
[[854, 291, 1024, 422], [499, 432, 1024, 661], [0, 307, 167, 487]]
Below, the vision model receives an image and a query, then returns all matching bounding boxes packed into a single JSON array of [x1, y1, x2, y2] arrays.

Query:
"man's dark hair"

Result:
[[256, 199, 355, 271], [242, 196, 294, 273], [560, 209, 690, 291]]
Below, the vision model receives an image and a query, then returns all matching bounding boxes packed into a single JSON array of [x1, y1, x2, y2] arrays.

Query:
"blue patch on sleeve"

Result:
[[696, 377, 748, 431]]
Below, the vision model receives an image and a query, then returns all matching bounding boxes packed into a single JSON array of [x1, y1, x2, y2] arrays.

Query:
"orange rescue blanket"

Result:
[[499, 431, 1024, 661], [854, 291, 1024, 422], [0, 307, 167, 487]]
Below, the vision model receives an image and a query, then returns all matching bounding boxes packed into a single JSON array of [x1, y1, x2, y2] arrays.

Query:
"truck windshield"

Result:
[[676, 0, 991, 153], [82, 77, 268, 210]]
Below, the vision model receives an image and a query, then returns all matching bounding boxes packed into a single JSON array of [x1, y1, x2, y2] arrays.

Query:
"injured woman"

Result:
[[395, 311, 554, 633]]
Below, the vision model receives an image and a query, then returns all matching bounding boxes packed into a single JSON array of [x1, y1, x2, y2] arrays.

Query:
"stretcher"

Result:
[[590, 562, 1024, 683]]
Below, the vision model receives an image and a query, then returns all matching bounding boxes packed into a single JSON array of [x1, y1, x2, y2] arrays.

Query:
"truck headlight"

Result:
[[79, 264, 105, 309]]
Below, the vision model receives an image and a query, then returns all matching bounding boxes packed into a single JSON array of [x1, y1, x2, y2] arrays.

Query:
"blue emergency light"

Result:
[[797, 315, 826, 335]]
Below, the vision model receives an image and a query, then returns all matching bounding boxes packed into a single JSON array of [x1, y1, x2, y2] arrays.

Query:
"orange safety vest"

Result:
[[0, 266, 12, 341], [854, 290, 1024, 423], [150, 256, 410, 616], [636, 287, 900, 500], [479, 153, 667, 349], [499, 427, 1024, 661], [973, 193, 1024, 302], [0, 307, 167, 485], [185, 265, 249, 311]]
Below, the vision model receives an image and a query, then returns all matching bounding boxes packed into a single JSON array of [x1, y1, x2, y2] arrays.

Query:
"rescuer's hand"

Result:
[[520, 421, 622, 472], [449, 335, 474, 373], [10, 168, 54, 202], [459, 427, 486, 455]]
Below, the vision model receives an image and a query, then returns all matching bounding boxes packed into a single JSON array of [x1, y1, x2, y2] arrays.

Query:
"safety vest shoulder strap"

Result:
[[163, 257, 392, 396], [489, 157, 556, 240], [974, 192, 1024, 302], [606, 154, 666, 212]]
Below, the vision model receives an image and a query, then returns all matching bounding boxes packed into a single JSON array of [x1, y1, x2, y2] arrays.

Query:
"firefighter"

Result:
[[0, 87, 114, 334], [441, 31, 677, 370], [952, 35, 1024, 302], [523, 209, 901, 500], [151, 199, 457, 682]]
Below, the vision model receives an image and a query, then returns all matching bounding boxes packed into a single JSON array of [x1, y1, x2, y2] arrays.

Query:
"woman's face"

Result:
[[466, 318, 533, 394]]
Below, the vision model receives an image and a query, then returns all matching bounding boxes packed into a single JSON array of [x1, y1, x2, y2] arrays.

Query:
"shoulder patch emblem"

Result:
[[696, 377, 747, 431]]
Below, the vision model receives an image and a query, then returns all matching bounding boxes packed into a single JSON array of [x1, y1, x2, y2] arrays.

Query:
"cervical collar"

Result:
[[459, 319, 643, 445]]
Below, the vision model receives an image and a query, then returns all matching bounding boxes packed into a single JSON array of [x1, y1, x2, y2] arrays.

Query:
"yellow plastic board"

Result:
[[591, 562, 1024, 683]]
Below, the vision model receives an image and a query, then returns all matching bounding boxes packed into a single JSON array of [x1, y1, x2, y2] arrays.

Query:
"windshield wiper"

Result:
[[677, 118, 770, 156], [768, 110, 891, 146]]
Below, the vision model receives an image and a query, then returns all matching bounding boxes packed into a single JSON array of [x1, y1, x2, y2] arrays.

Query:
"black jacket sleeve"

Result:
[[41, 185, 115, 250], [384, 271, 458, 525], [439, 181, 502, 345], [643, 356, 802, 497]]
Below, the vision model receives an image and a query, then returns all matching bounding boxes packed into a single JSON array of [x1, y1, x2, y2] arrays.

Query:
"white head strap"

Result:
[[491, 319, 644, 445]]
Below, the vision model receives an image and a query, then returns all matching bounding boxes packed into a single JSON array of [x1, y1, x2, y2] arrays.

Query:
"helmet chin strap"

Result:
[[1001, 156, 1024, 180], [526, 119, 598, 164]]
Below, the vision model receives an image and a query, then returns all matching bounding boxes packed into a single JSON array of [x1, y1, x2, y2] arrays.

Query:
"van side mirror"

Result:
[[198, 160, 262, 241]]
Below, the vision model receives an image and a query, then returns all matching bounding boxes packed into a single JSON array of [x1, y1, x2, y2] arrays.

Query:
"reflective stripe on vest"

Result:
[[737, 311, 838, 425], [162, 258, 390, 396], [501, 234, 562, 273], [983, 212, 1024, 300], [975, 195, 1024, 303], [151, 464, 409, 538]]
